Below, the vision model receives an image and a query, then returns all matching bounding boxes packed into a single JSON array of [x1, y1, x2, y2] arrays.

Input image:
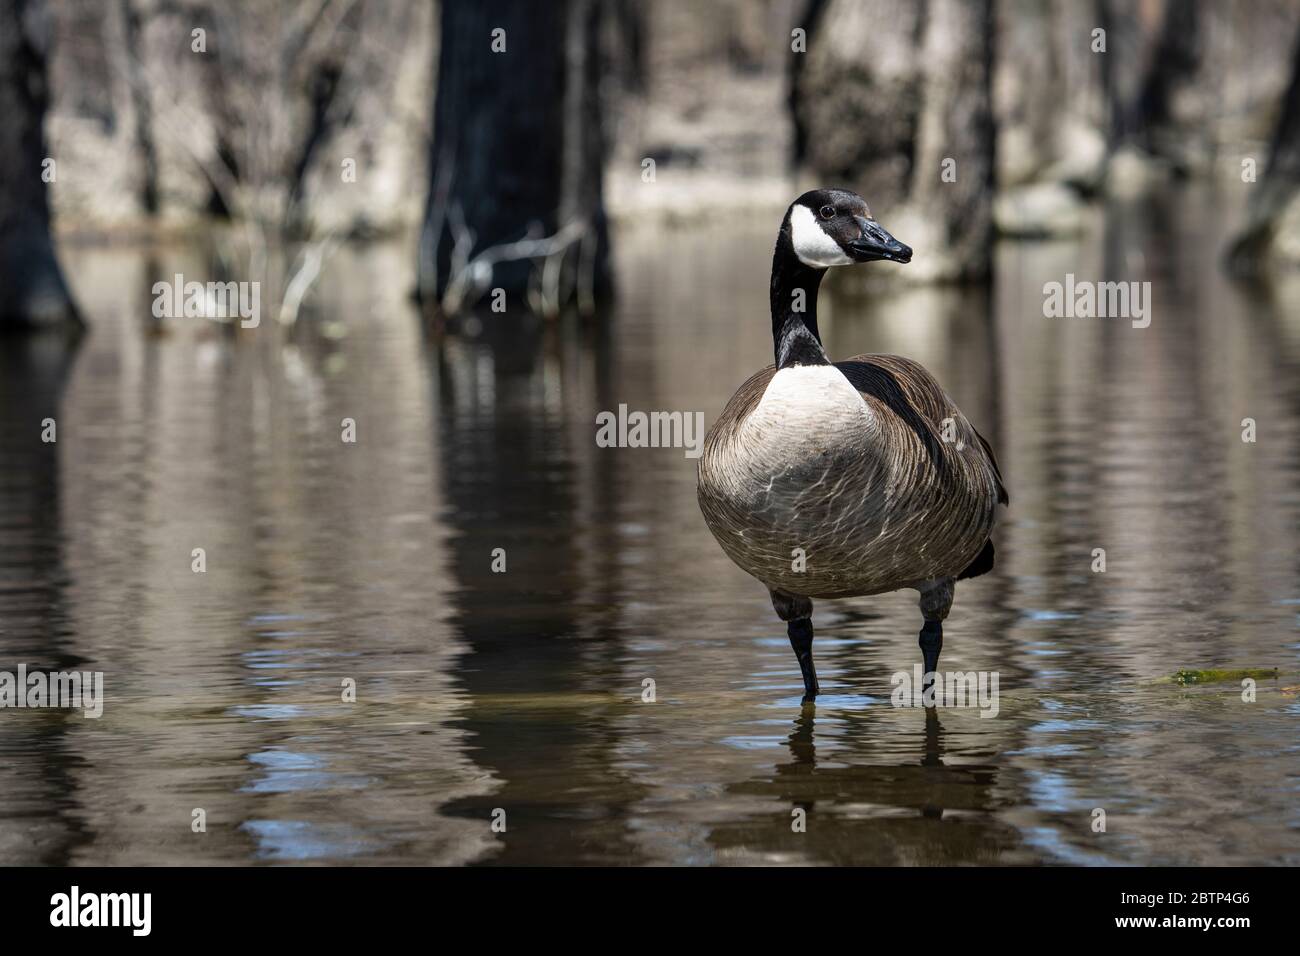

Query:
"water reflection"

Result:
[[709, 708, 1022, 866], [0, 329, 85, 864], [0, 183, 1297, 865]]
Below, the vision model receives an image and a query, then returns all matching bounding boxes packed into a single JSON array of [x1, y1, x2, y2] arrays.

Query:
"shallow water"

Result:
[[1, 184, 1298, 865]]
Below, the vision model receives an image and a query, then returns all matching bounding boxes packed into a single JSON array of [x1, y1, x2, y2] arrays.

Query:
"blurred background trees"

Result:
[[0, 0, 80, 329], [1228, 19, 1300, 274], [416, 0, 611, 316], [791, 0, 996, 280], [5, 0, 1300, 331], [45, 0, 431, 236]]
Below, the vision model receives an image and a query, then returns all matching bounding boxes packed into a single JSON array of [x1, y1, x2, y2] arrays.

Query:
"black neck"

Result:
[[770, 228, 830, 369]]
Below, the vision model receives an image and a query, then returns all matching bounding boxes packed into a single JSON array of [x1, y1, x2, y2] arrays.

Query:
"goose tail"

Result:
[[957, 538, 996, 581]]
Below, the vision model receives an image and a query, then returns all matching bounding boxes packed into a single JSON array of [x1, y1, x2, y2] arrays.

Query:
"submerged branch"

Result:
[[440, 219, 590, 316]]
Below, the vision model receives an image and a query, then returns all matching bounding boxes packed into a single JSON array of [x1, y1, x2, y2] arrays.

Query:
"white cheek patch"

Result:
[[790, 203, 852, 268]]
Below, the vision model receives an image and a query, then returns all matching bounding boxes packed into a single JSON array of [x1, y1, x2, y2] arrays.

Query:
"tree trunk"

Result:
[[418, 0, 610, 315], [791, 0, 995, 282], [1100, 0, 1300, 173], [1227, 20, 1300, 274], [0, 0, 80, 329], [994, 0, 1107, 187]]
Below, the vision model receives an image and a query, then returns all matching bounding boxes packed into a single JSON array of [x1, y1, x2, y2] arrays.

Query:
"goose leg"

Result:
[[789, 619, 819, 700], [919, 619, 943, 678], [917, 579, 955, 688], [771, 589, 819, 701]]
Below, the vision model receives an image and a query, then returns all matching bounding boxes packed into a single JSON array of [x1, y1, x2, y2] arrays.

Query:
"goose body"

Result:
[[698, 355, 1003, 598], [696, 188, 1007, 700]]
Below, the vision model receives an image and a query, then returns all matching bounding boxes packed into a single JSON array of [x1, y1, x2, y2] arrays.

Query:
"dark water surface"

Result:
[[2, 185, 1298, 865]]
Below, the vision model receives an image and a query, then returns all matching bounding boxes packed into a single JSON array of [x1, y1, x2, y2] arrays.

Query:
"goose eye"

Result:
[[819, 205, 835, 220]]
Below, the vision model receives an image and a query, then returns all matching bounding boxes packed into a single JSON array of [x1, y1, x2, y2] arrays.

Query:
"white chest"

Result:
[[741, 365, 874, 450]]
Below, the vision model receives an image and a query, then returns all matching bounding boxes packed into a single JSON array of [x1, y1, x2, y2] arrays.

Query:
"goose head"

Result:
[[785, 187, 912, 268]]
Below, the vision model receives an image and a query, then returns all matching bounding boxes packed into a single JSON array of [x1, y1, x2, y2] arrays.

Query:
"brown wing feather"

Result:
[[838, 353, 1007, 582], [972, 426, 1009, 505], [837, 352, 1007, 503]]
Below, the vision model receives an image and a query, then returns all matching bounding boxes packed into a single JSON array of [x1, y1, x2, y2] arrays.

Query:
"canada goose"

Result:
[[697, 188, 1007, 702]]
